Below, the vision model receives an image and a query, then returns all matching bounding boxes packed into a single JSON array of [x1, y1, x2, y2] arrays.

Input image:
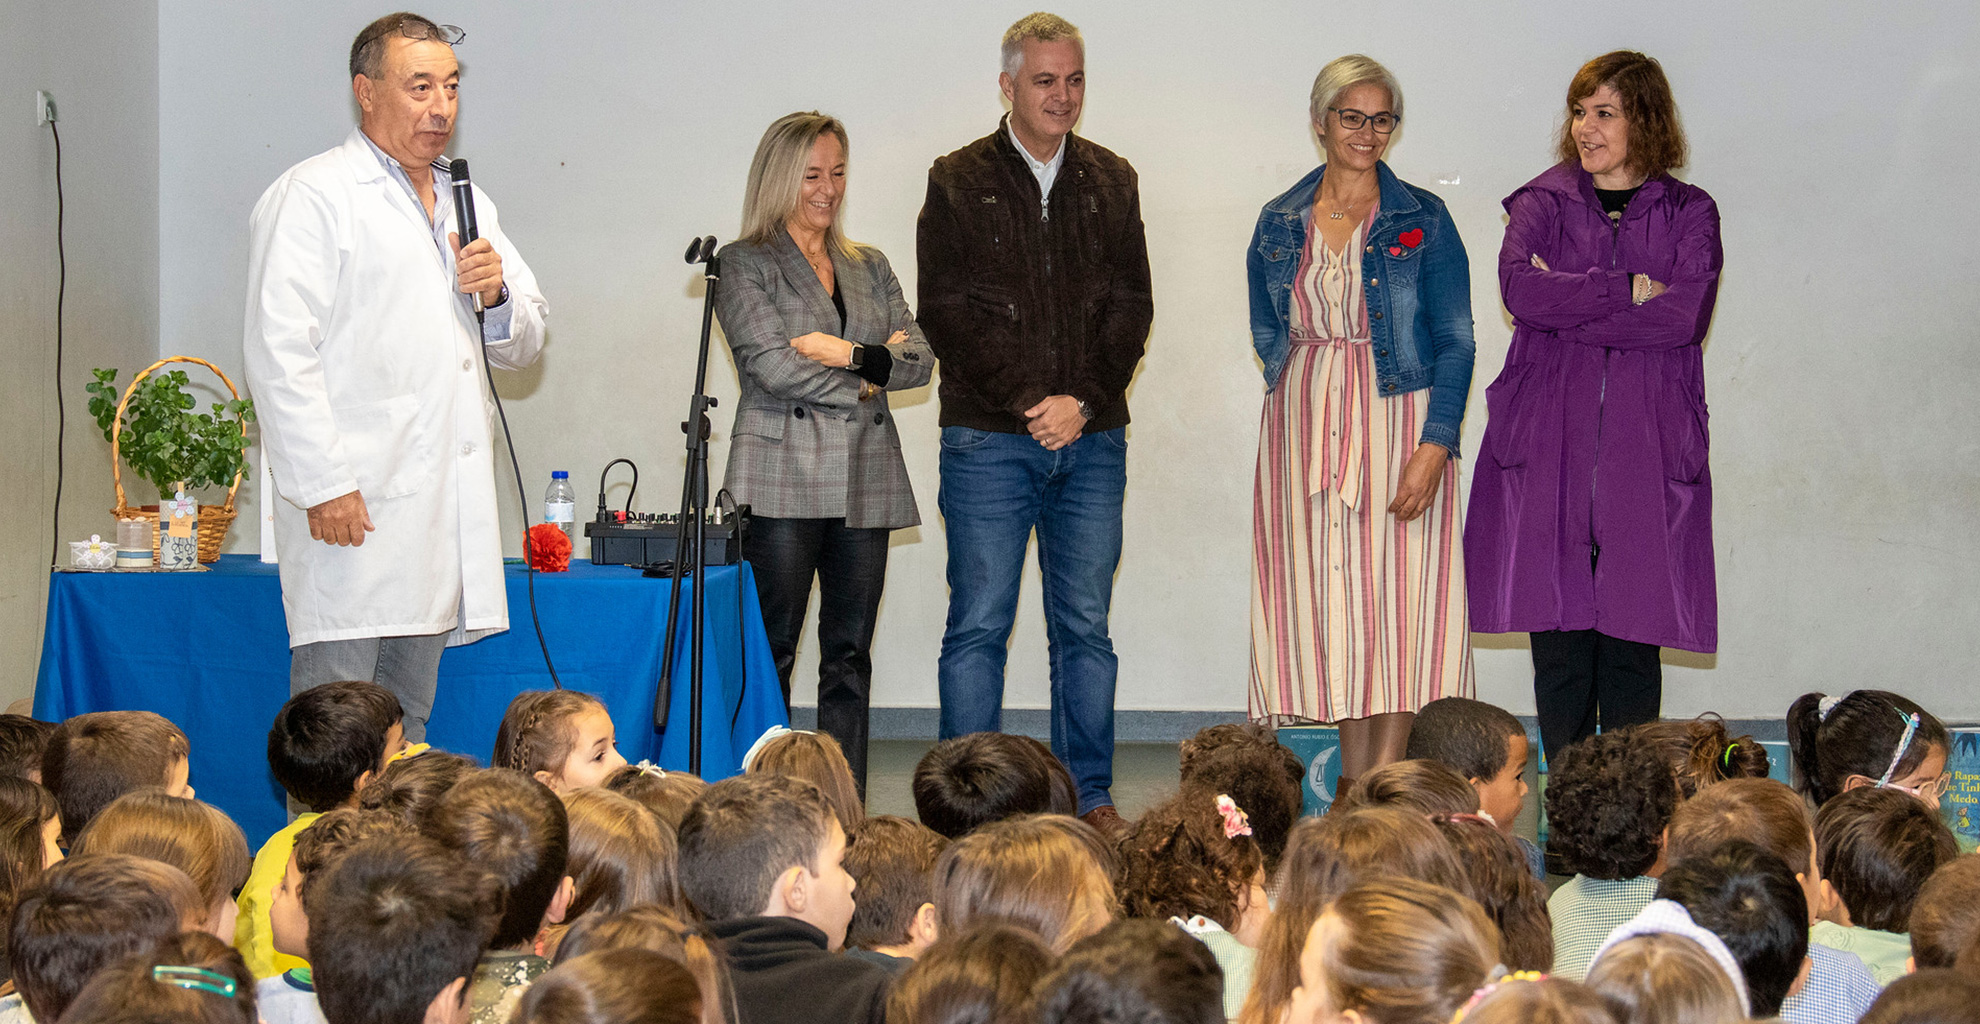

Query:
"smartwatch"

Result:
[[848, 344, 866, 371]]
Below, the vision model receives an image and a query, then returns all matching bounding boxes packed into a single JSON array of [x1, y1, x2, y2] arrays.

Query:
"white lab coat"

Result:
[[243, 129, 546, 648]]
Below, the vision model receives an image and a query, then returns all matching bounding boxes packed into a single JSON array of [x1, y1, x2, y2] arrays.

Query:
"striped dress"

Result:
[[1249, 208, 1473, 723]]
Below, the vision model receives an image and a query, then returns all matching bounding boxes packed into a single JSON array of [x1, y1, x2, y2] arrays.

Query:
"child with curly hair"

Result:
[[1544, 728, 1679, 980], [1117, 787, 1269, 1018]]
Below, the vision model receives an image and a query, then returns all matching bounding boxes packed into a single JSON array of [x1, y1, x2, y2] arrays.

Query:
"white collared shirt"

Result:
[[1006, 118, 1067, 217]]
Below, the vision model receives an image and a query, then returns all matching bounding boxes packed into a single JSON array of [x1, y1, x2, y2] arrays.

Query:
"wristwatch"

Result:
[[1075, 398, 1095, 421], [848, 344, 866, 371]]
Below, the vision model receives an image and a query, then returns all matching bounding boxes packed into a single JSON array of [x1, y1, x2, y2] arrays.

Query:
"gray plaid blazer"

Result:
[[715, 230, 934, 528]]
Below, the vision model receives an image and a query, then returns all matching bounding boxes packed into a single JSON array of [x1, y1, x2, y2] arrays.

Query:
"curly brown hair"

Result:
[[293, 808, 416, 911], [1179, 731, 1303, 871], [1553, 51, 1688, 180], [1545, 730, 1677, 880], [1116, 785, 1265, 930]]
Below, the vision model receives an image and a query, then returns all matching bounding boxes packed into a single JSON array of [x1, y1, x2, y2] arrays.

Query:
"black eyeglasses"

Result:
[[1329, 107, 1399, 134]]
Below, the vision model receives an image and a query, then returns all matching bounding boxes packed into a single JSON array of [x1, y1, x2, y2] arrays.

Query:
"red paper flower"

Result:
[[1399, 228, 1424, 248], [525, 522, 573, 572]]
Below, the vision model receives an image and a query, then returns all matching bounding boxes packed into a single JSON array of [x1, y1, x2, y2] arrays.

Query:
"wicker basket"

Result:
[[108, 356, 246, 564]]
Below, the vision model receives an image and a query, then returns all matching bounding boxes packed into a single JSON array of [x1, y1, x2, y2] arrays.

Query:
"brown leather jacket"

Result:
[[916, 119, 1153, 435]]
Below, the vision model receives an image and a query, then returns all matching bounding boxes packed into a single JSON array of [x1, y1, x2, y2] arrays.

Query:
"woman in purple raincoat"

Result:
[[1466, 51, 1722, 761]]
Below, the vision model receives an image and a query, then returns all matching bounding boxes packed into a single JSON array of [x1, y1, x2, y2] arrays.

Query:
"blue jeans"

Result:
[[937, 425, 1126, 813]]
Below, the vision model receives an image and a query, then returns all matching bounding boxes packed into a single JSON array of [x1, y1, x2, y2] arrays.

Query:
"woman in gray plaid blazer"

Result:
[[715, 112, 934, 793]]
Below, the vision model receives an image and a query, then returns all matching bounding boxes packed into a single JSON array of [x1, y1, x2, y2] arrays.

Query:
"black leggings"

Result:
[[749, 515, 890, 796], [1530, 628, 1662, 763]]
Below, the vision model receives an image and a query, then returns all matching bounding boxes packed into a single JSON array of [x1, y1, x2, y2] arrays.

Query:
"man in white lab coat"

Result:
[[242, 12, 546, 740]]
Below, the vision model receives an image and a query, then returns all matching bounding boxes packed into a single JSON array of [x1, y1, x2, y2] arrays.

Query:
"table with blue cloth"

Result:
[[35, 555, 787, 845]]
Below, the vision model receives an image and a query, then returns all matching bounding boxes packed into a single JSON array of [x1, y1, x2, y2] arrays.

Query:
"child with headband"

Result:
[[1786, 690, 1950, 809], [604, 760, 707, 831]]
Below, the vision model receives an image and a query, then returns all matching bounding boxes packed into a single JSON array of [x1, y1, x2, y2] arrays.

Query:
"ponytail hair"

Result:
[[1787, 691, 1948, 806], [1632, 716, 1771, 799]]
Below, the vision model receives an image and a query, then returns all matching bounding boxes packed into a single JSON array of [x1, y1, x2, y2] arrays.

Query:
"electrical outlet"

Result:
[[36, 90, 55, 126]]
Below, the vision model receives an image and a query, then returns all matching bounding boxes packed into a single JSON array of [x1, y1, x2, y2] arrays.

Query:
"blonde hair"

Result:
[[745, 730, 863, 837], [1584, 933, 1745, 1024], [739, 112, 859, 260], [1311, 879, 1500, 1024], [933, 814, 1115, 953], [1309, 54, 1404, 129], [1000, 12, 1083, 77], [71, 790, 250, 918]]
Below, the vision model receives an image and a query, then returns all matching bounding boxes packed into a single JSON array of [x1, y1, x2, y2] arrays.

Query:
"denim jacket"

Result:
[[1247, 161, 1475, 453]]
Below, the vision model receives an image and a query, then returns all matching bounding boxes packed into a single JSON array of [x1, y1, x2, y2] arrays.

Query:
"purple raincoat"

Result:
[[1465, 163, 1722, 653]]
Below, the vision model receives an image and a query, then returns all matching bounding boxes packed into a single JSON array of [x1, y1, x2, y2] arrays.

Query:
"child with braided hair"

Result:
[[493, 691, 628, 794]]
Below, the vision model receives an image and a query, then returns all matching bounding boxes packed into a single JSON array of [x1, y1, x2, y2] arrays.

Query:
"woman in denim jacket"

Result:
[[1465, 52, 1722, 763], [1246, 55, 1477, 785]]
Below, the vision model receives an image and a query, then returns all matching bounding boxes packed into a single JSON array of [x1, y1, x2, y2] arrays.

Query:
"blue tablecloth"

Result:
[[34, 555, 786, 845]]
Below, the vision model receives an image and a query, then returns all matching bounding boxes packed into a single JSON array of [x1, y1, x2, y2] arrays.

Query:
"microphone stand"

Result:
[[658, 236, 720, 774]]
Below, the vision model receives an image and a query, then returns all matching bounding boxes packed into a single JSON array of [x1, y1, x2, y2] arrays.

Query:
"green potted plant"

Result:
[[85, 358, 255, 566]]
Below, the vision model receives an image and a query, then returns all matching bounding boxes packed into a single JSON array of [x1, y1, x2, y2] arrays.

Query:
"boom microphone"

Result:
[[448, 157, 482, 313]]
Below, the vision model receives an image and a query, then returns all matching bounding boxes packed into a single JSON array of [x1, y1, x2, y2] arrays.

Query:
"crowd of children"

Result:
[[0, 685, 1974, 1024]]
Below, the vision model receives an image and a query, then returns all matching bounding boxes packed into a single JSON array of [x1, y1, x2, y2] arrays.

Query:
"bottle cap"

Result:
[[552, 470, 568, 479]]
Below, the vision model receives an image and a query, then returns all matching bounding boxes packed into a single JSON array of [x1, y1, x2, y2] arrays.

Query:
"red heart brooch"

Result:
[[1389, 246, 1403, 256], [1399, 229, 1424, 248]]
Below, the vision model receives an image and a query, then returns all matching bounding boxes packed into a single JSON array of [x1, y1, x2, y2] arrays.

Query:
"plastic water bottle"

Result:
[[544, 471, 576, 541]]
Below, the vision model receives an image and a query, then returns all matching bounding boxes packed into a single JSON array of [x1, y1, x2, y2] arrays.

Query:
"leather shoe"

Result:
[[1080, 804, 1128, 838]]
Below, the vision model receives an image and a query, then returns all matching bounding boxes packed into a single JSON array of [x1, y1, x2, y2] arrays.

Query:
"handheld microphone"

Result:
[[448, 158, 482, 314]]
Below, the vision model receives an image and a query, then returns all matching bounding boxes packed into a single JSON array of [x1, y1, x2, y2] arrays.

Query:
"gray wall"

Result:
[[1, 0, 160, 708], [9, 0, 1980, 723]]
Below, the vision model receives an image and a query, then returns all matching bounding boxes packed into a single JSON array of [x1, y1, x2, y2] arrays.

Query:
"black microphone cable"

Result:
[[48, 118, 67, 569], [452, 158, 561, 689]]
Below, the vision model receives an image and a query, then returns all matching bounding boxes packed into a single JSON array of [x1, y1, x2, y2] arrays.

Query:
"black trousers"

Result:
[[1530, 628, 1662, 763], [749, 515, 891, 796]]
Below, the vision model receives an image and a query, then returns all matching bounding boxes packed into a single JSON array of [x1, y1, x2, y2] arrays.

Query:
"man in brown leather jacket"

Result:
[[915, 12, 1153, 834]]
